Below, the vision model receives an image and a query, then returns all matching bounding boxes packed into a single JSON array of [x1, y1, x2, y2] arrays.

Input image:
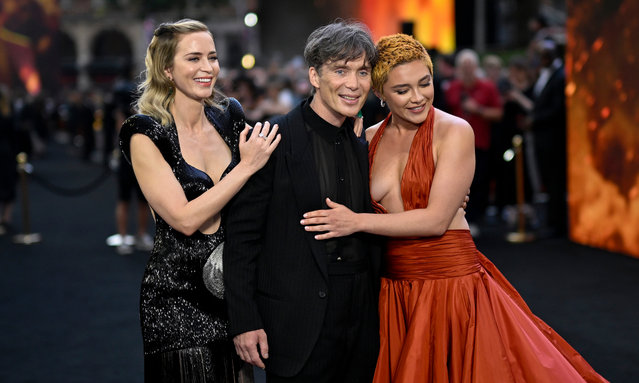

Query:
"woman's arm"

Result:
[[131, 123, 280, 236], [301, 117, 474, 239]]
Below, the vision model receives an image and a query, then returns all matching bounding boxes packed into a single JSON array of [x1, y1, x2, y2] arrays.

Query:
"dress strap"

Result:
[[401, 105, 435, 211]]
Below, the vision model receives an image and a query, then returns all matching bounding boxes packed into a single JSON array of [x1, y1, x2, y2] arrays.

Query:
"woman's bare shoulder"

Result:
[[434, 108, 474, 138]]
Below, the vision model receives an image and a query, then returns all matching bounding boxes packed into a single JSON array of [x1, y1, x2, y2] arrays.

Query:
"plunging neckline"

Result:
[[171, 115, 232, 186], [369, 116, 422, 213], [369, 106, 436, 214], [170, 112, 233, 237]]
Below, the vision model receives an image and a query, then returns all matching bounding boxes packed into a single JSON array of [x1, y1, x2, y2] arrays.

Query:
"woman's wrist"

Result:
[[233, 161, 256, 178], [356, 213, 368, 234]]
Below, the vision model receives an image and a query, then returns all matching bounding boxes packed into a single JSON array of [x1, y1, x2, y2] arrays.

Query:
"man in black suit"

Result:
[[529, 38, 567, 236], [224, 21, 380, 382]]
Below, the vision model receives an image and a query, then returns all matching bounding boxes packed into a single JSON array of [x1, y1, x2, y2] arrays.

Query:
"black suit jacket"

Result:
[[224, 101, 380, 377], [532, 63, 566, 144]]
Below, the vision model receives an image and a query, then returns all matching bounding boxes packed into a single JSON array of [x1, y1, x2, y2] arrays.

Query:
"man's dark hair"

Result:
[[303, 20, 377, 71]]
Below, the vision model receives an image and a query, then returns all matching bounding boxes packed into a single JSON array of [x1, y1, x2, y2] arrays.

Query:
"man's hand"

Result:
[[233, 329, 269, 369]]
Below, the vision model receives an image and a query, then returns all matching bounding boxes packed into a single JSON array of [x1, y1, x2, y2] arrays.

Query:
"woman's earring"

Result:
[[380, 99, 386, 108]]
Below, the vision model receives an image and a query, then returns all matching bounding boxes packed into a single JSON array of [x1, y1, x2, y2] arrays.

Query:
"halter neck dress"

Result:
[[368, 106, 607, 383]]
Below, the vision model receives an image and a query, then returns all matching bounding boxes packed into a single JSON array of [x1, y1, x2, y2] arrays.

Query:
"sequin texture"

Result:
[[119, 99, 244, 356]]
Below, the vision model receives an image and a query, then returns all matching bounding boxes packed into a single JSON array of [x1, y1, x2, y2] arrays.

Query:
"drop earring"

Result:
[[380, 99, 386, 108]]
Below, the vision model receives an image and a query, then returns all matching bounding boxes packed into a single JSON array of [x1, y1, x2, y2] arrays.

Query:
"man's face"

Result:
[[308, 54, 371, 126], [458, 57, 478, 84]]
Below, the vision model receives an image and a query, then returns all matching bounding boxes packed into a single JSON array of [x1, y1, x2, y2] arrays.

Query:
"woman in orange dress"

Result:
[[300, 33, 607, 382]]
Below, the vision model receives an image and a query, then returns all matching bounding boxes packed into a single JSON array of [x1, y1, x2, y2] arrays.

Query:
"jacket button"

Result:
[[318, 291, 327, 298]]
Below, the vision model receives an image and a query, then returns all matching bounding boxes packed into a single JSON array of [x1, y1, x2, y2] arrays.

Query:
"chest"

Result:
[[369, 130, 416, 203], [177, 127, 232, 184]]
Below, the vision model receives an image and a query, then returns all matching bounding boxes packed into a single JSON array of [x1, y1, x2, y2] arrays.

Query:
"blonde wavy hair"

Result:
[[371, 34, 433, 96], [136, 19, 225, 126]]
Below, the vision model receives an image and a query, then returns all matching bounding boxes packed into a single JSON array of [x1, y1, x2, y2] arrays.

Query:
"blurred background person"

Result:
[[66, 90, 96, 162], [0, 85, 18, 235], [105, 77, 154, 255], [492, 56, 538, 227], [444, 48, 503, 236], [526, 38, 567, 237], [432, 52, 455, 113]]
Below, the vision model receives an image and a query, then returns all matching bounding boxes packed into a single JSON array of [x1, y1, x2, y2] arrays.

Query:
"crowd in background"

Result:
[[0, 12, 567, 242]]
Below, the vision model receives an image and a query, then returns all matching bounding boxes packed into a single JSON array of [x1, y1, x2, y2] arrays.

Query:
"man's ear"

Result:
[[308, 66, 320, 89]]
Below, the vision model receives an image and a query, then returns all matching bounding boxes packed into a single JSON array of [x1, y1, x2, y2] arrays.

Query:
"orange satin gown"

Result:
[[369, 107, 607, 383]]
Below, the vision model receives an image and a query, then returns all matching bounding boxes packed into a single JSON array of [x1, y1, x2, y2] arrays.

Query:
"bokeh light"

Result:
[[241, 54, 256, 69], [244, 12, 258, 28]]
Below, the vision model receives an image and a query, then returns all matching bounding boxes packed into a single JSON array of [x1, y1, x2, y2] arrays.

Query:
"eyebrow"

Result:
[[326, 61, 371, 70], [390, 74, 432, 89], [184, 50, 217, 56]]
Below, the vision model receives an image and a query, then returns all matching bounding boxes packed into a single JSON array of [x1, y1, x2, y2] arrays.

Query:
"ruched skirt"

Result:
[[373, 230, 607, 383]]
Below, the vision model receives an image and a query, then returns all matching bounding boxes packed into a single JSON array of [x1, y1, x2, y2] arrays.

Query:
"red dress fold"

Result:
[[369, 107, 607, 383]]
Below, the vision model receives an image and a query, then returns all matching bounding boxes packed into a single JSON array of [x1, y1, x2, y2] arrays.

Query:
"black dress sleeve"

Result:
[[119, 114, 172, 165], [225, 97, 246, 151]]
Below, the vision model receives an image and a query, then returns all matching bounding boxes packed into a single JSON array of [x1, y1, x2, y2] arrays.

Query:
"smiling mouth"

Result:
[[195, 78, 212, 85], [341, 95, 359, 103]]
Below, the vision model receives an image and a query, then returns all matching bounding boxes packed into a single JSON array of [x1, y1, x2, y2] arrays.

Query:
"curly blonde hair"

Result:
[[371, 34, 433, 96], [136, 19, 225, 126]]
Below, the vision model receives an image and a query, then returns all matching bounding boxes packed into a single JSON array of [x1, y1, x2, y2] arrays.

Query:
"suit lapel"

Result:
[[538, 64, 563, 99], [283, 106, 328, 279]]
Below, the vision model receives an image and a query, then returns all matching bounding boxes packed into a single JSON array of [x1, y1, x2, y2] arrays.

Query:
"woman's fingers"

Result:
[[250, 121, 281, 148], [267, 124, 279, 145], [255, 121, 270, 139], [313, 232, 336, 240], [239, 124, 250, 142], [249, 122, 262, 140]]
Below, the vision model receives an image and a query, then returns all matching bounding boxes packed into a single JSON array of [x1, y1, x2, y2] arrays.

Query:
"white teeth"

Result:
[[342, 96, 357, 100], [195, 78, 211, 83]]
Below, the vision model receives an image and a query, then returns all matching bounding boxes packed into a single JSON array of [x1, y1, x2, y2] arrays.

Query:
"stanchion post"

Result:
[[13, 152, 42, 245], [506, 135, 535, 243]]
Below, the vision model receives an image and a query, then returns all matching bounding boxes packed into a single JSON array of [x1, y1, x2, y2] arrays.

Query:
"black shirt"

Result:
[[302, 98, 367, 265]]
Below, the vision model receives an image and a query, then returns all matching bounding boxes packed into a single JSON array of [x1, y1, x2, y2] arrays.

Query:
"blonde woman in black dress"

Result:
[[119, 19, 280, 382]]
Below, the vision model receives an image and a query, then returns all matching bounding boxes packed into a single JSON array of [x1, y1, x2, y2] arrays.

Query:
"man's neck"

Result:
[[309, 95, 346, 127]]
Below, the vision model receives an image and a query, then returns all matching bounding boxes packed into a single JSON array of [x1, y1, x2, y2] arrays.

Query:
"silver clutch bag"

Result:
[[203, 242, 224, 299]]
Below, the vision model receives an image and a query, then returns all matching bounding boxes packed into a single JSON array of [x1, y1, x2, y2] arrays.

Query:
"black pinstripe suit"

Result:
[[224, 100, 380, 380]]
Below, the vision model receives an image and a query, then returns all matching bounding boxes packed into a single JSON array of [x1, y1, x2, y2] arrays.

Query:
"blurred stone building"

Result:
[[57, 0, 257, 90], [2, 0, 563, 94]]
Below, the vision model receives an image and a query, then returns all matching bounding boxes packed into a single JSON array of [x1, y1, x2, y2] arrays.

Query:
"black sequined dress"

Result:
[[120, 99, 253, 382]]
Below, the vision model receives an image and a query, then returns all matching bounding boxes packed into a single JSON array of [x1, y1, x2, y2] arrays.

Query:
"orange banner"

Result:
[[357, 0, 455, 52]]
